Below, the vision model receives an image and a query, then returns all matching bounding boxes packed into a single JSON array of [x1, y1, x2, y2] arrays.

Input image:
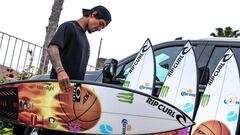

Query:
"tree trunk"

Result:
[[38, 0, 64, 74]]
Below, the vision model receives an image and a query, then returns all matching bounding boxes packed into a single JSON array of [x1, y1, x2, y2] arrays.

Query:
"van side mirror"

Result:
[[102, 58, 118, 83]]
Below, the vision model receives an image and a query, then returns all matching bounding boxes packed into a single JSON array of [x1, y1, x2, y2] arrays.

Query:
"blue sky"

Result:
[[0, 0, 240, 66]]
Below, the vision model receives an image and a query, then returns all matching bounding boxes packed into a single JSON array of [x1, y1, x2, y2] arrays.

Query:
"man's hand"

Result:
[[48, 44, 71, 91], [57, 70, 71, 92]]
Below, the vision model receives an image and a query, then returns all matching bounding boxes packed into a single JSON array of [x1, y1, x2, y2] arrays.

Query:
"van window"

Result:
[[119, 46, 182, 84], [205, 47, 240, 85], [154, 47, 182, 83], [206, 47, 227, 81], [122, 62, 133, 78]]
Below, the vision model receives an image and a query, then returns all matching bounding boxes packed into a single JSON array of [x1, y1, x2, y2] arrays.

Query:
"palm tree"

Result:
[[210, 26, 240, 38], [38, 0, 64, 74]]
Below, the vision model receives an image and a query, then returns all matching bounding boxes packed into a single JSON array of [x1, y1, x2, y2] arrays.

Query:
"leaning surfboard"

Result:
[[0, 80, 194, 134], [191, 49, 240, 135], [123, 38, 156, 95], [158, 41, 198, 135]]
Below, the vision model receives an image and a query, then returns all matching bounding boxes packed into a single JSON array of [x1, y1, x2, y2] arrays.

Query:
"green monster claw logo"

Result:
[[159, 85, 170, 97], [117, 92, 134, 104], [123, 81, 130, 88], [200, 94, 210, 107]]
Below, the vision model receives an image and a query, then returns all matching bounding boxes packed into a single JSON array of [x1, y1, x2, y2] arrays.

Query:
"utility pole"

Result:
[[97, 38, 103, 61], [95, 38, 103, 69]]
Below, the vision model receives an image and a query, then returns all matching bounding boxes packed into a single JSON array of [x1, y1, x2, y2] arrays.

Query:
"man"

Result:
[[48, 5, 111, 91], [24, 5, 111, 135]]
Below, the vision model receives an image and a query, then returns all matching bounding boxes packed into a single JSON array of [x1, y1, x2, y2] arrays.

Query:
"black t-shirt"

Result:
[[49, 21, 90, 80]]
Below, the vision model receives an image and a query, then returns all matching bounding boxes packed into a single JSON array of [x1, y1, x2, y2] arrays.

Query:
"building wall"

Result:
[[96, 58, 107, 70]]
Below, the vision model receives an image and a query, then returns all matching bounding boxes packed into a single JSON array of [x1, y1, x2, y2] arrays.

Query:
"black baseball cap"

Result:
[[82, 5, 111, 24]]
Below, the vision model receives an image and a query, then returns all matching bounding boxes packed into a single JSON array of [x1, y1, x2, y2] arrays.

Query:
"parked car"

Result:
[[86, 38, 240, 96]]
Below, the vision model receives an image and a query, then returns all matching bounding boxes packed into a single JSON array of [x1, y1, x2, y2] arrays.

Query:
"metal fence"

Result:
[[0, 31, 51, 74], [0, 31, 96, 76]]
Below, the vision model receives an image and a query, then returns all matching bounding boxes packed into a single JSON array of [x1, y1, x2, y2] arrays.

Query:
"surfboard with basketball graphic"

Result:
[[0, 80, 194, 134], [191, 49, 240, 135], [157, 41, 198, 135]]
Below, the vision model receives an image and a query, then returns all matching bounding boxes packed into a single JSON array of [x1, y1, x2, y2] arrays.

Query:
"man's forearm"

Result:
[[47, 45, 64, 73]]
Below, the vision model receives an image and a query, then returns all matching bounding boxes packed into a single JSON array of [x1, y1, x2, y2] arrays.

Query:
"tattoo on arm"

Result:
[[47, 45, 63, 71]]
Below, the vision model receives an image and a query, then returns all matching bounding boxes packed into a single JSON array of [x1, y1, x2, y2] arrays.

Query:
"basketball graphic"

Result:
[[55, 84, 101, 132], [192, 120, 231, 135]]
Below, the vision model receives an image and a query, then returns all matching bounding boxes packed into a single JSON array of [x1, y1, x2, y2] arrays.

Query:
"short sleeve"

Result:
[[48, 21, 74, 51]]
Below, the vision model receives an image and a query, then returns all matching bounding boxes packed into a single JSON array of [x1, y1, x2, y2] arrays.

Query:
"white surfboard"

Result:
[[158, 41, 197, 118], [191, 49, 240, 135], [158, 41, 198, 135], [123, 38, 155, 95]]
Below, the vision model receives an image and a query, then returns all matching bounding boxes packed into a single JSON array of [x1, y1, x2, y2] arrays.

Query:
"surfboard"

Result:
[[191, 49, 240, 135], [123, 38, 156, 95], [0, 80, 194, 134], [158, 41, 198, 135]]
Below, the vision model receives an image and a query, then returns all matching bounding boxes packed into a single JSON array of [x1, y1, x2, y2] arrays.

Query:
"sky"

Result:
[[0, 0, 240, 67]]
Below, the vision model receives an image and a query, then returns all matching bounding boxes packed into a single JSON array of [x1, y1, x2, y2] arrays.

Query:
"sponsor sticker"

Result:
[[73, 85, 81, 102], [37, 83, 54, 91], [227, 111, 238, 122], [82, 90, 92, 104], [159, 85, 170, 98], [117, 92, 134, 104], [121, 119, 128, 135], [200, 94, 210, 107], [224, 95, 240, 106], [139, 83, 152, 91], [121, 119, 132, 134], [99, 124, 113, 134], [48, 117, 58, 128], [184, 102, 193, 113], [181, 88, 196, 97], [123, 81, 130, 88], [22, 100, 30, 110]]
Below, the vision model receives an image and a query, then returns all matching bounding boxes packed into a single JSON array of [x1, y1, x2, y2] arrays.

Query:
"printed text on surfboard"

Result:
[[146, 97, 187, 126]]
